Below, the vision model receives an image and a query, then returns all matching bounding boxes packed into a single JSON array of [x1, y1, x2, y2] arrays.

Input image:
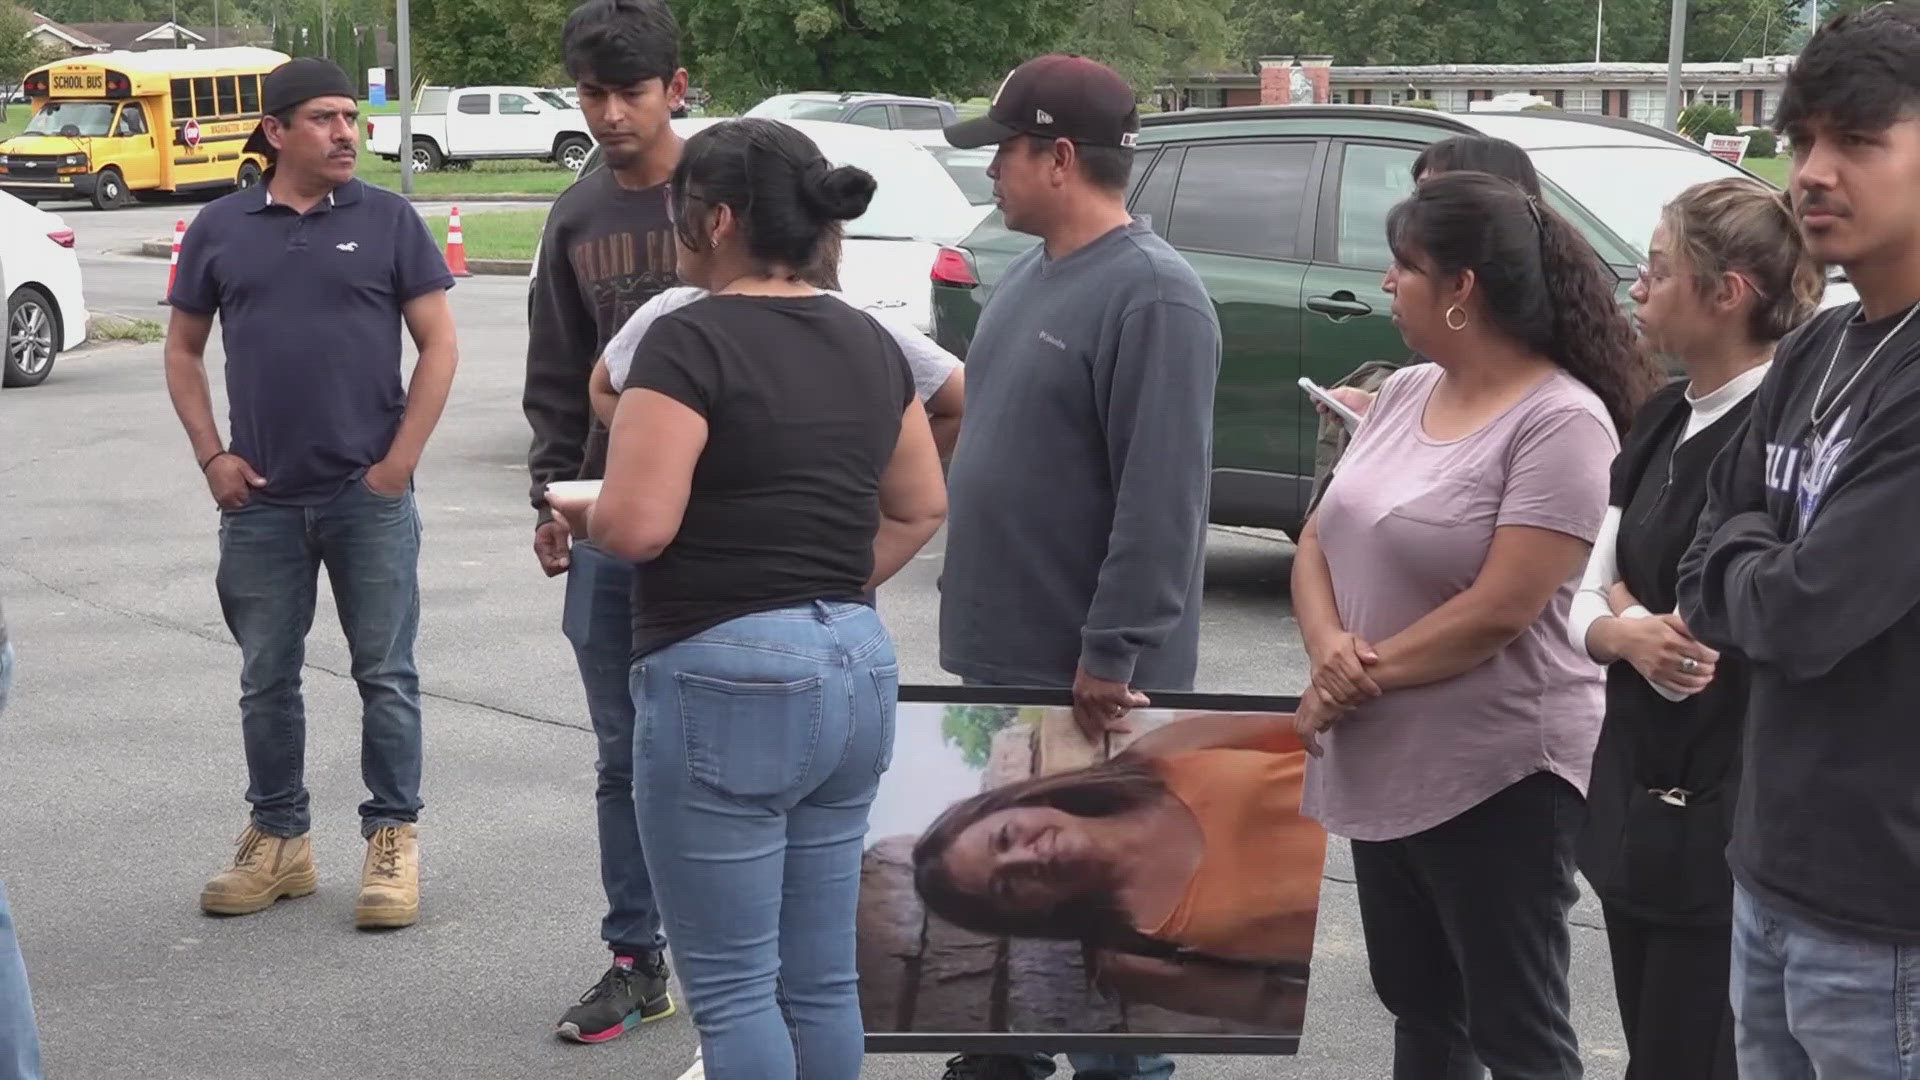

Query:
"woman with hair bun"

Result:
[[547, 117, 949, 1080], [1572, 176, 1822, 1080]]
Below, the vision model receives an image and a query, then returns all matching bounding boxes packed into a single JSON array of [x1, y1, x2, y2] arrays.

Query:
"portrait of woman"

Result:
[[904, 709, 1327, 1032]]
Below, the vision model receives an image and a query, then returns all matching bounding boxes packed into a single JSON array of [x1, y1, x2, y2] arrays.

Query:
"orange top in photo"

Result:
[[1144, 748, 1329, 964]]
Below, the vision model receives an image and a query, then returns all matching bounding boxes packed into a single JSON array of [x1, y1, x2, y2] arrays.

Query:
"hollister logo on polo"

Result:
[[335, 241, 359, 252]]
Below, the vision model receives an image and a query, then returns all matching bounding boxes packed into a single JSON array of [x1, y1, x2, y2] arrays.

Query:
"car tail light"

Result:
[[931, 246, 977, 288], [366, 120, 375, 141], [47, 228, 73, 248]]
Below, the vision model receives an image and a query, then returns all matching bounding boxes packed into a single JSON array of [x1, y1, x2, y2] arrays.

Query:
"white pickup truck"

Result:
[[366, 85, 595, 173]]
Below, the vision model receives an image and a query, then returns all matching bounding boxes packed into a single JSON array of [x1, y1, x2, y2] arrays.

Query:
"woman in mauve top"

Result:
[[1291, 171, 1662, 1079], [912, 711, 1326, 1030]]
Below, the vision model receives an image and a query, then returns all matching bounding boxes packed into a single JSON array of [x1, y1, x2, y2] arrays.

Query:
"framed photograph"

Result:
[[861, 686, 1322, 1056]]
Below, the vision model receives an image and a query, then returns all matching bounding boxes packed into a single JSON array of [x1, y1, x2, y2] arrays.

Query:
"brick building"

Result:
[[1166, 55, 1794, 129]]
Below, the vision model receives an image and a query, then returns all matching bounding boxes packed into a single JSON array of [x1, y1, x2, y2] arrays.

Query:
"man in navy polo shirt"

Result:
[[162, 58, 459, 931]]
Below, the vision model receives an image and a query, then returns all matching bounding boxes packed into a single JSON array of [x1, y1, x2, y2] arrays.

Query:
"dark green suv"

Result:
[[929, 105, 1770, 535]]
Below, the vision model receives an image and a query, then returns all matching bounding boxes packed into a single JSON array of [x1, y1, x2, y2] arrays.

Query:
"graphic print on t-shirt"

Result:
[[568, 227, 678, 335], [1774, 406, 1853, 536]]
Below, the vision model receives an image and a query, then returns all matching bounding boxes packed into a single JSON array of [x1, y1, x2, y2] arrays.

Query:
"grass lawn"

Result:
[[359, 156, 577, 197], [424, 207, 548, 261], [1744, 155, 1788, 187]]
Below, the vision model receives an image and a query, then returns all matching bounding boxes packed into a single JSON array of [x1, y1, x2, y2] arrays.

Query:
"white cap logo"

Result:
[[1036, 108, 1055, 125], [991, 69, 1017, 106], [1120, 132, 1138, 148]]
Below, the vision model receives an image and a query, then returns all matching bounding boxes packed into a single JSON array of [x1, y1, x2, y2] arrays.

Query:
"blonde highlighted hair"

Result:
[[1661, 178, 1823, 343]]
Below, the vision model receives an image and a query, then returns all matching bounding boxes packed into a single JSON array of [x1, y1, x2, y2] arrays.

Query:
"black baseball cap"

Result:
[[242, 58, 358, 156], [944, 55, 1140, 150]]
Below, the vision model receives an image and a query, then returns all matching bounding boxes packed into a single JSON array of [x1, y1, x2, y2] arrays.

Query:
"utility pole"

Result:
[[1595, 0, 1604, 62], [1665, 0, 1688, 131], [397, 0, 413, 195]]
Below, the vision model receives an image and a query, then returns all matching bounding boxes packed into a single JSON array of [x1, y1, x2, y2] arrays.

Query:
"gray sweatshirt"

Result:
[[940, 220, 1220, 690]]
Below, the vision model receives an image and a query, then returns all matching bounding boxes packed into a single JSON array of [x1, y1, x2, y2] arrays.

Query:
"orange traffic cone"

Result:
[[158, 218, 185, 305], [444, 204, 471, 277]]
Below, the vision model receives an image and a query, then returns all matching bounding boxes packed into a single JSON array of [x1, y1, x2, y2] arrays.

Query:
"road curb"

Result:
[[137, 239, 532, 276]]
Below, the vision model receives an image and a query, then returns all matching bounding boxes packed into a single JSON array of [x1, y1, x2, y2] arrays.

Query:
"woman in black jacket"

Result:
[[1569, 177, 1822, 1079]]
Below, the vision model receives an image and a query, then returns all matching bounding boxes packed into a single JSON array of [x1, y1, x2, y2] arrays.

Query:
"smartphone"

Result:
[[1298, 377, 1363, 430]]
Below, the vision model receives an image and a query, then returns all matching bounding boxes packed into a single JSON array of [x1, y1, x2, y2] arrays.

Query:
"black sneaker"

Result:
[[556, 953, 675, 1044], [941, 1055, 1046, 1080]]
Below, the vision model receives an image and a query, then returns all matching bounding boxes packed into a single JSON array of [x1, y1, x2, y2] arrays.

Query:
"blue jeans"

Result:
[[562, 542, 663, 956], [1, 643, 41, 1080], [632, 601, 896, 1080], [216, 479, 423, 838], [957, 677, 1175, 1080], [1732, 881, 1920, 1079]]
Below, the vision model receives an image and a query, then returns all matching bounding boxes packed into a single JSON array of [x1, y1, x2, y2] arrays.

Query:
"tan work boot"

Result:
[[200, 824, 317, 916], [355, 824, 419, 929]]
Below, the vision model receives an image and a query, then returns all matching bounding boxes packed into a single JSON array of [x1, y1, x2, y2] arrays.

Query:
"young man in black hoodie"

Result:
[[1678, 4, 1920, 1073], [522, 0, 686, 1046]]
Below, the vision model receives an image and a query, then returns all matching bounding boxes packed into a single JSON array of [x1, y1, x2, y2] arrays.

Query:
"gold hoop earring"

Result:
[[1445, 305, 1468, 331]]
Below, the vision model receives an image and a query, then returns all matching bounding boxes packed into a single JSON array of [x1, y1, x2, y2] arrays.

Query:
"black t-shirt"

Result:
[[621, 294, 913, 658], [1579, 381, 1752, 925]]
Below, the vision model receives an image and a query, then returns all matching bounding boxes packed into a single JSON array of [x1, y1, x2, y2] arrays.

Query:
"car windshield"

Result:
[[928, 146, 994, 205], [25, 101, 114, 137], [536, 91, 573, 109], [1528, 145, 1754, 255], [746, 95, 849, 121]]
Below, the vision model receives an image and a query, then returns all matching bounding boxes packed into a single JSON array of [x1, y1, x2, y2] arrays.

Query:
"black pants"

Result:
[[1601, 902, 1736, 1080], [1350, 771, 1584, 1080]]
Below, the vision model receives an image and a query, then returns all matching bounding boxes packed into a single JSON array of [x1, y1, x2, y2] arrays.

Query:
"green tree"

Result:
[[410, 0, 568, 86], [330, 7, 351, 66], [271, 19, 289, 54], [1063, 0, 1236, 94], [1678, 101, 1740, 139], [0, 6, 57, 98], [940, 705, 1019, 770], [679, 0, 1080, 112]]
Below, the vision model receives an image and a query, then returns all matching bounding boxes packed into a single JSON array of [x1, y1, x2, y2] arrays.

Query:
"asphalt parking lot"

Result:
[[0, 227, 1630, 1079]]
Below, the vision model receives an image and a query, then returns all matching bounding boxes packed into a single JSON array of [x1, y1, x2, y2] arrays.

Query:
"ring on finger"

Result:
[[1680, 656, 1699, 675]]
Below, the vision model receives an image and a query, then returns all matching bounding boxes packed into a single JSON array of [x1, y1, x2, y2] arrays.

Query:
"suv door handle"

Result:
[[1307, 292, 1373, 319]]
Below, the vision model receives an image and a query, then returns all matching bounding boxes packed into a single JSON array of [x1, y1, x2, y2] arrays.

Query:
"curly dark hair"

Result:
[[1387, 171, 1662, 433], [1776, 2, 1920, 135]]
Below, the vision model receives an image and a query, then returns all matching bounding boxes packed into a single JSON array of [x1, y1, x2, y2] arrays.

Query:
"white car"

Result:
[[368, 85, 597, 173], [902, 129, 995, 208], [538, 117, 983, 333], [0, 190, 85, 388]]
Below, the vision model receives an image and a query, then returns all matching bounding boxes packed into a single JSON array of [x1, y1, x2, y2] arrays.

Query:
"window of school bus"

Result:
[[115, 103, 147, 137], [171, 79, 190, 118], [217, 76, 239, 116], [239, 75, 259, 114], [26, 101, 114, 136], [192, 77, 214, 118]]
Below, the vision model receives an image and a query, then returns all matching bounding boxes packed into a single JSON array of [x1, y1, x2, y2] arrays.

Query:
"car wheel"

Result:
[[235, 160, 262, 191], [411, 139, 443, 173], [90, 166, 129, 210], [2, 287, 59, 388], [557, 136, 592, 173]]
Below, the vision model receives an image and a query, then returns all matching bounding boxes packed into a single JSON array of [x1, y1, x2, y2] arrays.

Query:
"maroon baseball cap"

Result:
[[944, 55, 1141, 150]]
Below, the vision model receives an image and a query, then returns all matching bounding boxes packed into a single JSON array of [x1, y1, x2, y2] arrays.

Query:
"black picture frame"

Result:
[[865, 685, 1310, 1057]]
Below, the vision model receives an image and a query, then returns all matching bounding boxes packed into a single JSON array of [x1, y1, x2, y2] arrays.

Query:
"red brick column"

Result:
[[1258, 56, 1295, 104], [1299, 55, 1333, 104]]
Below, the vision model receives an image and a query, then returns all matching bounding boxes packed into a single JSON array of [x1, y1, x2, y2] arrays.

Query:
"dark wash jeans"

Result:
[[216, 479, 423, 839], [562, 541, 663, 956], [1350, 771, 1585, 1080]]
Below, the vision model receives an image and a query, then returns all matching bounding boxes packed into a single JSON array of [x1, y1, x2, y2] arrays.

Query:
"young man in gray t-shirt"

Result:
[[937, 54, 1221, 1080]]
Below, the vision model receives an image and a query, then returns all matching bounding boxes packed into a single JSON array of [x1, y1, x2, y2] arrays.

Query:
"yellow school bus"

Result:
[[0, 47, 289, 210]]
